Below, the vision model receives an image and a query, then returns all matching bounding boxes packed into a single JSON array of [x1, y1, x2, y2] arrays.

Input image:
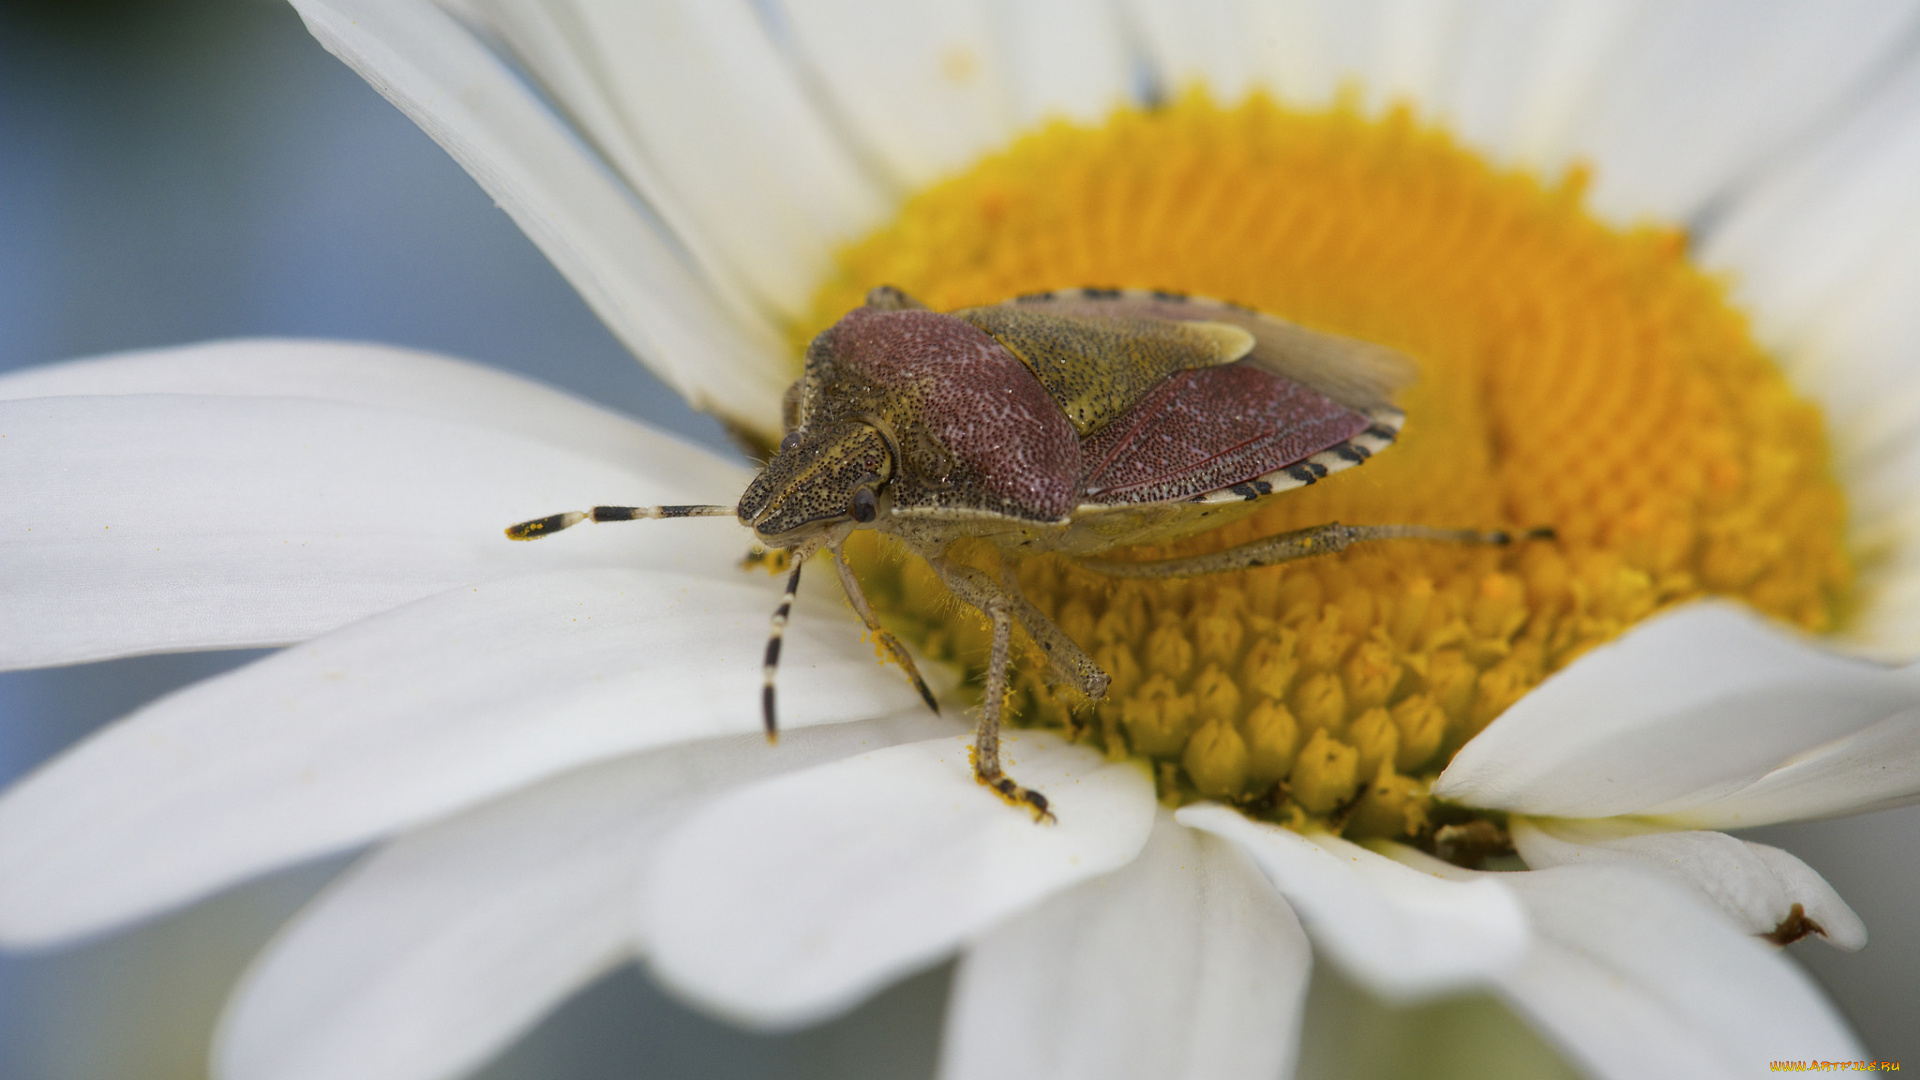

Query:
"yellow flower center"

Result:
[[792, 94, 1850, 840]]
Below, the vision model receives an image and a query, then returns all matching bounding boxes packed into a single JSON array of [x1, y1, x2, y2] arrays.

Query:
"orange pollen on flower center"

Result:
[[793, 93, 1851, 841]]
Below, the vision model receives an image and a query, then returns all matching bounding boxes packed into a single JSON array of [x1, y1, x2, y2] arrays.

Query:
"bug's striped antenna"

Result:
[[762, 556, 808, 743], [505, 504, 734, 540]]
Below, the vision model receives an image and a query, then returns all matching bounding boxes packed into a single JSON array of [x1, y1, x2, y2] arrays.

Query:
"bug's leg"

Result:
[[1080, 523, 1555, 578], [996, 566, 1109, 702], [932, 560, 1055, 823], [505, 504, 734, 540], [760, 554, 810, 744], [829, 543, 940, 715]]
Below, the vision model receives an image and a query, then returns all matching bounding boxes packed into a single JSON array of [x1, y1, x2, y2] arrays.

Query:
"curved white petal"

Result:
[[643, 732, 1155, 1029], [1664, 706, 1920, 828], [1175, 804, 1527, 999], [1496, 865, 1864, 1077], [1435, 601, 1920, 819], [0, 568, 926, 947], [1511, 818, 1866, 951], [0, 340, 748, 486], [289, 0, 791, 435], [942, 811, 1309, 1080], [765, 0, 1023, 187], [459, 0, 891, 320], [216, 713, 944, 1080], [0, 394, 748, 668]]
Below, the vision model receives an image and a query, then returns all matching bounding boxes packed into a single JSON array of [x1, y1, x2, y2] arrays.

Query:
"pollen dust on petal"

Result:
[[802, 92, 1851, 842]]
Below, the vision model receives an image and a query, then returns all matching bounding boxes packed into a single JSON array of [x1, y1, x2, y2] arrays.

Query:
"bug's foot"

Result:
[[978, 768, 1055, 823]]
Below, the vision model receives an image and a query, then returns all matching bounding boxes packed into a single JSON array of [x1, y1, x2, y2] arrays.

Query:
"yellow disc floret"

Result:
[[799, 93, 1850, 839]]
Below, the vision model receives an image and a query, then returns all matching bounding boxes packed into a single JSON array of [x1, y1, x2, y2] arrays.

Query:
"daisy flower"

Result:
[[6, 1, 1920, 1078]]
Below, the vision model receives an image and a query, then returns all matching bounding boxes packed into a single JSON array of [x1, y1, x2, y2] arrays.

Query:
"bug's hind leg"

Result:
[[505, 504, 734, 540], [829, 544, 940, 716], [932, 559, 1056, 823], [1080, 522, 1555, 578]]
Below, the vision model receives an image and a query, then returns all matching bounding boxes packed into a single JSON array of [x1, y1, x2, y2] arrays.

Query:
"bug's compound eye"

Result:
[[848, 486, 878, 523], [778, 431, 803, 455]]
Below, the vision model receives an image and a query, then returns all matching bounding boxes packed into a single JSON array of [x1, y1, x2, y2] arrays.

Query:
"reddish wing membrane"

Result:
[[1077, 363, 1371, 505]]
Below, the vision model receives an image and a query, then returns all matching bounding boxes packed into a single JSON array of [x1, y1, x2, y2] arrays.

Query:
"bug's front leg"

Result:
[[931, 558, 1057, 823]]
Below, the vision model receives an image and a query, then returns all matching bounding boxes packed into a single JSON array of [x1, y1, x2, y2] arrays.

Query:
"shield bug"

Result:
[[508, 286, 1545, 821]]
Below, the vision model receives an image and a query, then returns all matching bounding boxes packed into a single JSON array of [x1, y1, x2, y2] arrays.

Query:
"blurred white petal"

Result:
[[1436, 602, 1920, 818], [996, 0, 1132, 126], [942, 811, 1309, 1080], [0, 568, 922, 946], [643, 732, 1154, 1029], [216, 713, 945, 1080], [0, 393, 747, 668], [289, 0, 792, 435], [1539, 0, 1920, 224], [1512, 818, 1866, 950], [1175, 804, 1527, 999]]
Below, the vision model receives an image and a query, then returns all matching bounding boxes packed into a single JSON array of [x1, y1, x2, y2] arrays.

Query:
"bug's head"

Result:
[[736, 421, 895, 545]]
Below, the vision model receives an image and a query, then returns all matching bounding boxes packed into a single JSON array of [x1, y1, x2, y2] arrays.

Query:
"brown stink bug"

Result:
[[508, 286, 1544, 820]]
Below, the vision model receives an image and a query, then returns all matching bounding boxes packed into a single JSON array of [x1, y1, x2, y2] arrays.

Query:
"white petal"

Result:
[[942, 811, 1309, 1080], [1175, 804, 1527, 999], [1433, 0, 1643, 163], [0, 394, 749, 668], [1511, 818, 1866, 950], [766, 0, 1021, 187], [1496, 865, 1864, 1076], [996, 0, 1133, 127], [0, 340, 747, 485], [1545, 0, 1920, 224], [216, 713, 945, 1080], [0, 568, 926, 947], [1665, 706, 1920, 828], [289, 0, 791, 435], [643, 732, 1155, 1029], [1701, 47, 1920, 364], [462, 0, 891, 319], [1434, 601, 1920, 819]]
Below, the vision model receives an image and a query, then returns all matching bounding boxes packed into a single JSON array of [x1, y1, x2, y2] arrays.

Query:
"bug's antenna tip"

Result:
[[505, 511, 587, 541]]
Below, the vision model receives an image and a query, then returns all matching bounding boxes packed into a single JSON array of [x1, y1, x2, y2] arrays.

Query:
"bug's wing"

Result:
[[1077, 363, 1379, 506], [952, 305, 1252, 436], [998, 289, 1415, 413]]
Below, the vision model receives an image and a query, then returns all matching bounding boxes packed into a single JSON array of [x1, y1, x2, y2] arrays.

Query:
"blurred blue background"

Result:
[[0, 1, 1913, 1077]]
